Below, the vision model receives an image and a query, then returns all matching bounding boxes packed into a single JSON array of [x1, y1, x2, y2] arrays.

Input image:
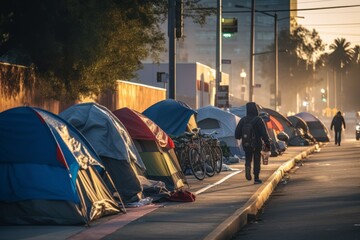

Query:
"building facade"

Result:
[[151, 0, 298, 109]]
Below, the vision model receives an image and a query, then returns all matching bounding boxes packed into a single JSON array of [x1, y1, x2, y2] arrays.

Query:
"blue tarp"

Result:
[[143, 99, 197, 136]]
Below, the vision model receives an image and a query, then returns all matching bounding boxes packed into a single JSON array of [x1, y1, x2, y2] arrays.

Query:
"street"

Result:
[[232, 139, 360, 240]]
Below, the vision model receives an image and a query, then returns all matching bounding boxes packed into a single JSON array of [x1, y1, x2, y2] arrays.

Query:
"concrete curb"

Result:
[[204, 143, 322, 240]]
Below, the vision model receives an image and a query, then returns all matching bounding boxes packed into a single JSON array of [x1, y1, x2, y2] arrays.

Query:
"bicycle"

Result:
[[206, 132, 223, 173], [196, 130, 223, 174], [174, 132, 205, 180], [192, 128, 216, 177]]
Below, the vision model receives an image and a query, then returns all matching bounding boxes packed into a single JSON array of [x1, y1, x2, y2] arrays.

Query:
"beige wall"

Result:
[[98, 80, 166, 112], [0, 80, 166, 114]]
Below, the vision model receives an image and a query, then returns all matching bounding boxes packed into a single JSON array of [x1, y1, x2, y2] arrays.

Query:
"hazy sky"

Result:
[[297, 0, 360, 51]]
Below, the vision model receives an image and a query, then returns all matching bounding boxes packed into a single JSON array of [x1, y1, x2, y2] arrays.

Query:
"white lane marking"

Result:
[[195, 170, 242, 195]]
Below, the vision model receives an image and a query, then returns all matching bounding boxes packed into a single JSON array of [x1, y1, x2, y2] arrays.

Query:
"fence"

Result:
[[0, 69, 166, 114]]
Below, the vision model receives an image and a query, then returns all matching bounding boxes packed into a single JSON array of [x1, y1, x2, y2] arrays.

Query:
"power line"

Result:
[[223, 4, 360, 13], [303, 23, 360, 27], [299, 0, 339, 4]]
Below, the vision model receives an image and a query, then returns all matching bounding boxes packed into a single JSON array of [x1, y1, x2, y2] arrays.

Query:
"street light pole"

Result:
[[215, 0, 222, 107], [249, 0, 255, 102], [234, 4, 301, 108], [274, 13, 278, 111], [168, 0, 176, 99]]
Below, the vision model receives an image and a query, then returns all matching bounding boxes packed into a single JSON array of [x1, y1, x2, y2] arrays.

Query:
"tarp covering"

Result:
[[295, 112, 330, 142], [197, 105, 242, 156], [60, 102, 145, 169], [0, 107, 120, 225], [60, 102, 147, 203], [143, 99, 197, 136], [113, 107, 170, 149]]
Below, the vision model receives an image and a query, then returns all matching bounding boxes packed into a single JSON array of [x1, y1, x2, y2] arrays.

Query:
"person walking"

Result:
[[235, 102, 271, 184], [330, 111, 346, 146]]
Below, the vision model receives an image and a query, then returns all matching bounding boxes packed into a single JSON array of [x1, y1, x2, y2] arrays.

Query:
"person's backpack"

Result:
[[242, 118, 256, 151]]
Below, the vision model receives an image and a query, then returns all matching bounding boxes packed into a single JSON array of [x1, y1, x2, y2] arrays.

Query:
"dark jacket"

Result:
[[330, 111, 346, 131], [235, 102, 271, 151]]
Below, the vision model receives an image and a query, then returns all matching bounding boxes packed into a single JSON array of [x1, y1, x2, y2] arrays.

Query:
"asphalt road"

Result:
[[232, 139, 360, 240]]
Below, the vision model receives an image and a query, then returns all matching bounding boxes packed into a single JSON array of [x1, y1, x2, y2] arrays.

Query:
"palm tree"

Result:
[[328, 38, 353, 71], [328, 38, 353, 110], [352, 45, 360, 65]]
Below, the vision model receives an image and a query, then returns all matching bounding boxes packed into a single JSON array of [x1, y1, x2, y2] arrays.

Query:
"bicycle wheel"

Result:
[[179, 149, 189, 174], [213, 146, 223, 173], [189, 147, 205, 180], [202, 145, 215, 177]]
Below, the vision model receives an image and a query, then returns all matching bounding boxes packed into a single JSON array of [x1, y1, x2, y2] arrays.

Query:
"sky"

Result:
[[297, 0, 360, 51]]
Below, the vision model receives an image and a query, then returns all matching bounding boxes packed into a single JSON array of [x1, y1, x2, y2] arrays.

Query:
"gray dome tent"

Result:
[[60, 102, 151, 203]]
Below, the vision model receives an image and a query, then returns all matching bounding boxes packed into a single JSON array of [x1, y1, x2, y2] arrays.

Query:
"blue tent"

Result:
[[0, 106, 121, 225], [229, 105, 247, 118], [143, 99, 197, 136]]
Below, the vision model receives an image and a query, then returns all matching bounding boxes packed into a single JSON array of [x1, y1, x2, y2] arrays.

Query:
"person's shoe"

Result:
[[254, 179, 262, 184], [245, 167, 252, 181]]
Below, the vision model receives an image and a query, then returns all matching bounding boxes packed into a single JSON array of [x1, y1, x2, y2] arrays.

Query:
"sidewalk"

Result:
[[0, 144, 321, 240]]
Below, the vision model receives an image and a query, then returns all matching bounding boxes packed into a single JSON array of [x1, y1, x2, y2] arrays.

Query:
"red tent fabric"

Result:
[[266, 115, 284, 134], [113, 107, 171, 149]]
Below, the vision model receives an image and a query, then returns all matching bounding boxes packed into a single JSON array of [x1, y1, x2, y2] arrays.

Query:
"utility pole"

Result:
[[168, 0, 176, 99], [274, 13, 278, 111], [215, 0, 222, 107], [249, 0, 255, 102]]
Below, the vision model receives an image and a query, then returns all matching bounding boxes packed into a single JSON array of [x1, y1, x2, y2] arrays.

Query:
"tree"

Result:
[[327, 38, 353, 110], [343, 45, 360, 110], [328, 38, 353, 72], [292, 26, 325, 68], [351, 45, 360, 65], [259, 25, 325, 112], [0, 0, 212, 101]]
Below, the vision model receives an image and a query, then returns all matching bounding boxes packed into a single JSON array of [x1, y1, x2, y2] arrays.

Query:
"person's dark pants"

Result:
[[245, 150, 261, 179], [334, 130, 342, 145]]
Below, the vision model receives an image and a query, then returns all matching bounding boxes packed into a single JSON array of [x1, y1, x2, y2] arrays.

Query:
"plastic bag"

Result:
[[261, 151, 270, 165]]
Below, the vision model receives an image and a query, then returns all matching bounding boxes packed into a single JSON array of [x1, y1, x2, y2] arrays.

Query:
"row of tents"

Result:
[[144, 100, 330, 159], [0, 103, 188, 225], [0, 99, 330, 226]]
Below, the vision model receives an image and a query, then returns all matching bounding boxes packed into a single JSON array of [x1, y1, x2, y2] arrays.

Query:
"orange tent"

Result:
[[266, 115, 284, 134]]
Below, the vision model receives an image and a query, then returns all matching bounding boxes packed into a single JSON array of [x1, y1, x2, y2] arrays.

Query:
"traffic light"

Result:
[[320, 88, 327, 102], [175, 0, 184, 38], [222, 18, 238, 36]]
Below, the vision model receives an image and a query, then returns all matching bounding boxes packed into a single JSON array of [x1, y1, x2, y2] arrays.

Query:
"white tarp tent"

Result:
[[196, 105, 243, 157]]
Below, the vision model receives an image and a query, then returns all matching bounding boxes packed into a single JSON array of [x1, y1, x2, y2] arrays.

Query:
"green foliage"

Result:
[[0, 0, 211, 101], [328, 38, 353, 72], [259, 25, 324, 91], [258, 24, 326, 111]]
